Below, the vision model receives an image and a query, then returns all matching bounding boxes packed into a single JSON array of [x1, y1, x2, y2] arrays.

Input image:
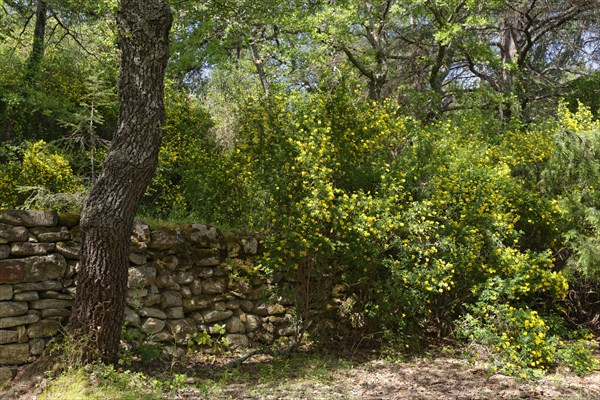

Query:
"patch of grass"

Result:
[[156, 351, 357, 399], [206, 353, 355, 399], [39, 364, 162, 400], [255, 353, 345, 383], [136, 215, 201, 230]]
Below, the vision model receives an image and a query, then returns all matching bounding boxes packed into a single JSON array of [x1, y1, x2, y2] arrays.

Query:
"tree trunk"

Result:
[[24, 0, 47, 85], [497, 11, 526, 121], [250, 42, 270, 96], [69, 0, 172, 364]]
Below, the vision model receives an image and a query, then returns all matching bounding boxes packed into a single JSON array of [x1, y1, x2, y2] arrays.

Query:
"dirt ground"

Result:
[[3, 352, 599, 399], [199, 356, 600, 400], [331, 357, 599, 400]]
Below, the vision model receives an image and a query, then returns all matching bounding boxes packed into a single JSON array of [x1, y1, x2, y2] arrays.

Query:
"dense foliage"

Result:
[[173, 89, 599, 376], [1, 0, 599, 377]]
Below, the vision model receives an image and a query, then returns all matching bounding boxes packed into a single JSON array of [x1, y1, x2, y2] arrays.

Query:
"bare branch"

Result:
[[377, 0, 393, 37], [49, 8, 104, 63], [339, 44, 375, 81], [464, 54, 501, 92], [2, 0, 29, 15]]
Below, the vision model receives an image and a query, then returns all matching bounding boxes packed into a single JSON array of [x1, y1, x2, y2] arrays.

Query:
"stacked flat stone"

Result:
[[0, 210, 296, 383], [124, 222, 296, 351], [0, 210, 77, 382]]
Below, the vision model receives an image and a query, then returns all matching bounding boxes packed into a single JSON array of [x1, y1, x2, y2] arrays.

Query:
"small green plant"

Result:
[[187, 330, 212, 349], [59, 73, 116, 185], [150, 373, 190, 400], [458, 302, 600, 378], [186, 324, 228, 352], [119, 322, 165, 366], [17, 185, 87, 211], [459, 304, 557, 377], [555, 340, 600, 376], [46, 327, 101, 370]]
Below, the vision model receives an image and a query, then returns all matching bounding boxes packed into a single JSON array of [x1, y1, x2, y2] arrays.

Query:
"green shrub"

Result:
[[542, 103, 600, 279], [459, 304, 556, 376], [0, 140, 81, 209], [555, 339, 600, 376], [140, 81, 214, 220], [142, 88, 599, 376]]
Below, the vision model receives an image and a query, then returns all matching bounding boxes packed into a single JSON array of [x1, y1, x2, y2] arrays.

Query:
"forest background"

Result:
[[1, 0, 600, 378]]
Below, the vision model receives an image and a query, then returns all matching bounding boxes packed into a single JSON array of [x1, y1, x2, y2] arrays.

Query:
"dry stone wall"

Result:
[[0, 210, 296, 381]]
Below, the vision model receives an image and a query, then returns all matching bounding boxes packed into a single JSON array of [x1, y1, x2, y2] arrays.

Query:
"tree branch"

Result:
[[518, 7, 582, 67], [464, 54, 501, 92], [49, 8, 104, 64], [224, 338, 299, 369], [339, 44, 375, 80], [2, 0, 29, 15], [377, 0, 393, 37]]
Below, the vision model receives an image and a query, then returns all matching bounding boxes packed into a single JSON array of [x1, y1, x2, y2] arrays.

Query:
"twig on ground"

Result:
[[224, 339, 299, 369]]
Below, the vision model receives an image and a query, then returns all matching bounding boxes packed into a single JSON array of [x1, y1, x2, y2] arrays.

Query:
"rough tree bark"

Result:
[[69, 0, 173, 364], [24, 0, 47, 85]]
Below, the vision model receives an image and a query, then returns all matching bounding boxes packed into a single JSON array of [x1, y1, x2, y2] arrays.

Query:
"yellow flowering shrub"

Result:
[[19, 141, 79, 191], [460, 304, 557, 377], [162, 89, 598, 376], [555, 339, 600, 376], [368, 116, 571, 351], [454, 103, 600, 376], [0, 140, 80, 209]]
